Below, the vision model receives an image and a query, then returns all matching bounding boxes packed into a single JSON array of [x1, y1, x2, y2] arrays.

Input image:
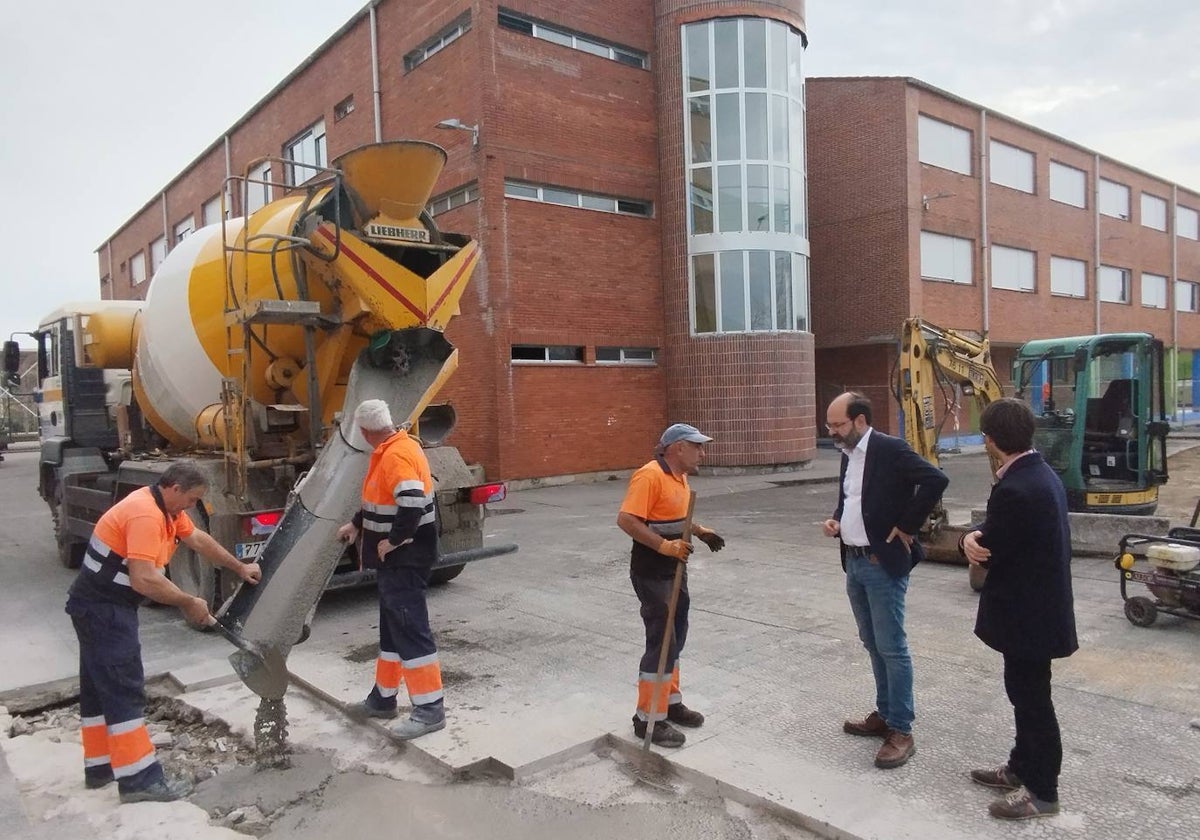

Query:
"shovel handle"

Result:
[[642, 490, 696, 751]]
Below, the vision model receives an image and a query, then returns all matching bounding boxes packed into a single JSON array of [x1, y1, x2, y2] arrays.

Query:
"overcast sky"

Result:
[[1, 0, 1197, 350]]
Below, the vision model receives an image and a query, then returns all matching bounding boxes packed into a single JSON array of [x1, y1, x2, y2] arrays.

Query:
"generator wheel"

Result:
[[429, 564, 466, 586], [1124, 596, 1157, 628], [967, 564, 988, 592]]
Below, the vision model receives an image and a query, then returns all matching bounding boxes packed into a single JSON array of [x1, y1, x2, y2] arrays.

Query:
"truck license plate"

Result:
[[235, 541, 265, 560]]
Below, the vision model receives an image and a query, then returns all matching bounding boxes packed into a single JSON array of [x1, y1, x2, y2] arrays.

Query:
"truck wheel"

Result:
[[168, 546, 219, 629], [1124, 596, 1157, 628], [429, 564, 465, 586], [967, 565, 988, 592], [51, 491, 86, 569]]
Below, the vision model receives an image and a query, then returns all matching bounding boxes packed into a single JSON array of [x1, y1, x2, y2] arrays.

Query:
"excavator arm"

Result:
[[896, 318, 1004, 559]]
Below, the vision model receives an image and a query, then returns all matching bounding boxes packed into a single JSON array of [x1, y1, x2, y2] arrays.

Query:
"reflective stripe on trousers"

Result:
[[630, 572, 689, 721]]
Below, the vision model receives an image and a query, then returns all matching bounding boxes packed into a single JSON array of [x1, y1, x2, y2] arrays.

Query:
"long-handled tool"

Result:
[[629, 490, 696, 790]]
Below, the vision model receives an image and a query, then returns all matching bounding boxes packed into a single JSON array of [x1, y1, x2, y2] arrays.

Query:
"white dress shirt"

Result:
[[839, 427, 873, 547]]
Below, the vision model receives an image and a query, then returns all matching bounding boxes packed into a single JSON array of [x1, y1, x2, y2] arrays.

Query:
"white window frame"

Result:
[[595, 347, 658, 365], [129, 251, 147, 285], [1098, 178, 1130, 220], [428, 182, 481, 216], [150, 236, 167, 273], [504, 180, 651, 217], [284, 119, 327, 186], [1140, 193, 1167, 231], [918, 115, 971, 176], [1178, 205, 1200, 240], [1141, 272, 1168, 309], [1049, 161, 1086, 208], [1098, 265, 1130, 304], [1177, 280, 1199, 313], [990, 244, 1035, 292], [989, 140, 1035, 194], [173, 215, 195, 244], [202, 194, 225, 227], [498, 9, 647, 69], [510, 345, 585, 364], [1050, 256, 1087, 298], [920, 231, 973, 285], [246, 161, 272, 213], [404, 16, 471, 71]]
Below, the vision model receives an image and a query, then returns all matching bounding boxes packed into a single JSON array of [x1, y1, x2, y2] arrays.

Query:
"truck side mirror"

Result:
[[3, 340, 19, 381]]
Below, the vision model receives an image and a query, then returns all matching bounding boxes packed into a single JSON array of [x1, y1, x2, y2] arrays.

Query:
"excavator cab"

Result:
[[1014, 333, 1168, 515]]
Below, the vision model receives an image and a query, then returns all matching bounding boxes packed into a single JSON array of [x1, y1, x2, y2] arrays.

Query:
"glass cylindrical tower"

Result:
[[654, 1, 813, 467]]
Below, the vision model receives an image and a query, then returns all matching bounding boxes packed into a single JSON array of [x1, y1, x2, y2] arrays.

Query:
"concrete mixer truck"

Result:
[[5, 142, 515, 656]]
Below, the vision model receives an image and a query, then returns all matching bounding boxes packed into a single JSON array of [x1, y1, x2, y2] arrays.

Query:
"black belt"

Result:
[[846, 544, 872, 558]]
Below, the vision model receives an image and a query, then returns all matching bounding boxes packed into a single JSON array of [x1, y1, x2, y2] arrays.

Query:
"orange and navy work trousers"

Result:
[[64, 598, 164, 794], [631, 571, 690, 722], [364, 565, 445, 722]]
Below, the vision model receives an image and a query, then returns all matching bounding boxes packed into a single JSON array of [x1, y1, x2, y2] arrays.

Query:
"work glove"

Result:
[[658, 539, 694, 560], [693, 525, 725, 552]]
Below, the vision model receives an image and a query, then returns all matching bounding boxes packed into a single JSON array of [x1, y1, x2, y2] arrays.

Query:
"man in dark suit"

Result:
[[962, 398, 1077, 820], [822, 391, 948, 769]]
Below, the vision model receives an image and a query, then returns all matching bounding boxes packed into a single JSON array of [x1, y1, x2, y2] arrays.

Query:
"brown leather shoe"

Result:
[[843, 710, 889, 737], [874, 730, 915, 769]]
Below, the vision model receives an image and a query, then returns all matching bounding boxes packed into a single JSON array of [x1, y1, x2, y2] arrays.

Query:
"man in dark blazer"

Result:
[[962, 398, 1077, 820], [822, 391, 948, 769]]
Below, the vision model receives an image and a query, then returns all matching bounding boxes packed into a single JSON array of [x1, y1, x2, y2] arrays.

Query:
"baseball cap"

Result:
[[656, 423, 713, 453]]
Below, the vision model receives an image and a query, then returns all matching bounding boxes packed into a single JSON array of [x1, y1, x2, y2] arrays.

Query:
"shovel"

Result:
[[629, 489, 696, 792]]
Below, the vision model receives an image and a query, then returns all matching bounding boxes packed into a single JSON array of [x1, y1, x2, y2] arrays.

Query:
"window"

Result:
[[1178, 205, 1200, 240], [284, 119, 327, 186], [918, 115, 971, 175], [428, 182, 480, 216], [246, 161, 272, 213], [1099, 178, 1130, 220], [1141, 272, 1168, 309], [920, 231, 972, 284], [333, 95, 355, 122], [990, 244, 1035, 292], [596, 347, 657, 365], [202, 194, 226, 226], [989, 141, 1034, 193], [1178, 280, 1199, 313], [1050, 256, 1086, 298], [1140, 193, 1167, 231], [503, 180, 651, 217], [692, 250, 809, 334], [173, 215, 194, 244], [683, 18, 808, 335], [404, 14, 470, 71], [1098, 265, 1130, 303], [498, 9, 648, 69], [129, 251, 147, 285], [510, 345, 584, 363], [1049, 161, 1086, 208], [150, 236, 167, 273]]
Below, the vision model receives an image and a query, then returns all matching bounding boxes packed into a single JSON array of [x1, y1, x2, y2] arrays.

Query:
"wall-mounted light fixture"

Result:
[[921, 192, 956, 212], [435, 118, 479, 148]]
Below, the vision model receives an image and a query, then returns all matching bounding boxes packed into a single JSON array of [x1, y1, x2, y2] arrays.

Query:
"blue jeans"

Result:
[[845, 554, 914, 734]]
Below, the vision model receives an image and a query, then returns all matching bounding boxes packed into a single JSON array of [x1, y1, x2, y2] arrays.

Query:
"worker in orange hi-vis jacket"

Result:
[[617, 423, 726, 748], [338, 399, 446, 740], [65, 461, 261, 804]]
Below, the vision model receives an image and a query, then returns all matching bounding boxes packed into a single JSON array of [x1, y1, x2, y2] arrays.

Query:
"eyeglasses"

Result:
[[825, 419, 852, 432]]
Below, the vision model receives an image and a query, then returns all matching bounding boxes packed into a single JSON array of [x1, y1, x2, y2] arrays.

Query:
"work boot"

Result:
[[118, 777, 192, 804], [874, 730, 916, 769], [390, 715, 446, 741], [969, 763, 1022, 791], [667, 703, 705, 728], [345, 699, 399, 720], [843, 710, 889, 738], [632, 716, 686, 747], [988, 786, 1060, 820], [85, 772, 114, 790]]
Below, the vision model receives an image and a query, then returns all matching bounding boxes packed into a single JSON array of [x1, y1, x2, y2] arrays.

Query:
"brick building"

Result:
[[807, 77, 1200, 435], [96, 3, 1200, 479]]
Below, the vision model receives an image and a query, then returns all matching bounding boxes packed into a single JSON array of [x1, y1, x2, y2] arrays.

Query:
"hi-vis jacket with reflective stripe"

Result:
[[69, 486, 196, 607], [352, 430, 437, 570]]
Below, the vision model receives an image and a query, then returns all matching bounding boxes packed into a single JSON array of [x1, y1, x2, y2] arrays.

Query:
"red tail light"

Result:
[[242, 509, 283, 536], [466, 483, 506, 505]]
